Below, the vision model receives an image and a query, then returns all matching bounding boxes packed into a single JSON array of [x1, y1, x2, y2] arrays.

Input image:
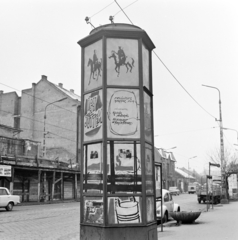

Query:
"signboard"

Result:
[[84, 90, 103, 142], [107, 89, 140, 138], [0, 165, 11, 177]]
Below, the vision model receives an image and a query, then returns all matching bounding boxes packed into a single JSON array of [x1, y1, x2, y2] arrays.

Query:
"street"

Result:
[[173, 192, 207, 212], [0, 194, 226, 240], [0, 202, 80, 240]]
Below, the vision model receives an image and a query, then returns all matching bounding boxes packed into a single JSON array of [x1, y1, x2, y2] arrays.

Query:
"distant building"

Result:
[[174, 167, 195, 192], [0, 75, 81, 203], [155, 149, 176, 190], [0, 75, 81, 163]]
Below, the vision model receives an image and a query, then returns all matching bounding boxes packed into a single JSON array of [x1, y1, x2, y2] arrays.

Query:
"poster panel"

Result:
[[145, 144, 154, 194], [142, 44, 150, 90], [146, 197, 155, 223], [108, 196, 142, 224], [107, 38, 139, 86], [155, 165, 161, 198], [84, 196, 103, 224], [114, 143, 141, 175], [84, 39, 103, 92], [83, 144, 103, 193], [107, 89, 140, 139], [144, 92, 152, 143], [84, 90, 103, 142], [107, 142, 142, 194]]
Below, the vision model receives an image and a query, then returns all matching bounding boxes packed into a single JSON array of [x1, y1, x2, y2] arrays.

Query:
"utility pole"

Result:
[[202, 85, 228, 203]]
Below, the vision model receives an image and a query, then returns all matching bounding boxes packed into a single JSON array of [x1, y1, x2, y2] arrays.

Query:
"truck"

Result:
[[196, 182, 222, 204]]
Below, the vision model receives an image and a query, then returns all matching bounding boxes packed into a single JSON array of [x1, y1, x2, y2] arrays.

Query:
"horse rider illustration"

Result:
[[93, 50, 98, 70], [116, 46, 126, 64]]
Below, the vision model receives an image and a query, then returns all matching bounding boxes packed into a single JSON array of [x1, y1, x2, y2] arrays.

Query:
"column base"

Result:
[[80, 223, 157, 240]]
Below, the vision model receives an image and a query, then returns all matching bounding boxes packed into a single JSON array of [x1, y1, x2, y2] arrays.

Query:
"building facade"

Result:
[[0, 75, 81, 202]]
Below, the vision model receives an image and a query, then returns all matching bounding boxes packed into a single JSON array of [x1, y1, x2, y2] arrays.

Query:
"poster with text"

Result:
[[144, 92, 152, 143], [107, 38, 139, 86], [142, 44, 150, 90], [108, 196, 142, 224], [84, 90, 103, 142], [107, 89, 140, 138], [84, 39, 103, 92]]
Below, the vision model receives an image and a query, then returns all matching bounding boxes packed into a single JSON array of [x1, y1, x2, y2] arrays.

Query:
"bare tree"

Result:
[[207, 148, 238, 199]]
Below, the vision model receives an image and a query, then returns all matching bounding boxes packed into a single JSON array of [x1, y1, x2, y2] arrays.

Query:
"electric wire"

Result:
[[90, 1, 115, 18], [0, 109, 75, 133], [114, 0, 217, 120], [114, 0, 134, 24], [152, 51, 217, 120], [113, 0, 138, 17]]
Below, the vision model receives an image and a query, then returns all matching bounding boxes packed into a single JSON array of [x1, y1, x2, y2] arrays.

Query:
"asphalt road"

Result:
[[172, 192, 207, 212], [0, 202, 80, 240]]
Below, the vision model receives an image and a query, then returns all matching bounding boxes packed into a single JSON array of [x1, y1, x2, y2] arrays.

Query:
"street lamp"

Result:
[[222, 127, 238, 145], [188, 156, 197, 183], [43, 97, 67, 157], [202, 84, 227, 202]]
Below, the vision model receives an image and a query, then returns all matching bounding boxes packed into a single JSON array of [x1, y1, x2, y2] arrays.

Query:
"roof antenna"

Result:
[[109, 16, 114, 24], [85, 17, 95, 28]]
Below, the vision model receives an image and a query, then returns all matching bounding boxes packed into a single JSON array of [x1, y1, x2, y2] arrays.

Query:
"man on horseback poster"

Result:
[[117, 46, 126, 64], [93, 50, 98, 70]]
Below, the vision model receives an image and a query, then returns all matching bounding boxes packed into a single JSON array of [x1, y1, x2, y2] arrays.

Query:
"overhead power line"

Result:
[[114, 0, 134, 24], [113, 2, 216, 121], [0, 109, 75, 133], [152, 51, 216, 120]]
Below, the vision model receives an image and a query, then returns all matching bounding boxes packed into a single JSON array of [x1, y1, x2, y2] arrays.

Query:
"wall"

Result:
[[0, 91, 20, 137], [20, 77, 80, 163]]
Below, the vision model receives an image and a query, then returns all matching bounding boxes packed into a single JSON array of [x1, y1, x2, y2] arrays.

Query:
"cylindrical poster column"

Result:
[[78, 23, 157, 240]]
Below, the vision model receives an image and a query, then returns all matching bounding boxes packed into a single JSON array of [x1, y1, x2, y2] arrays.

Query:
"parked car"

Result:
[[156, 189, 180, 223], [0, 187, 20, 211], [169, 187, 180, 195]]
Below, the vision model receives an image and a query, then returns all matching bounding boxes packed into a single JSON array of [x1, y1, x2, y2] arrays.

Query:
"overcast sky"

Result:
[[1, 0, 238, 173]]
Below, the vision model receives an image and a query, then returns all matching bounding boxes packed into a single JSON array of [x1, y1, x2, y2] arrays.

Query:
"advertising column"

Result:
[[78, 23, 156, 240]]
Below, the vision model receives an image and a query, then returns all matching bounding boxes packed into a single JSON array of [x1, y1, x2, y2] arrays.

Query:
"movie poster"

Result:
[[108, 196, 142, 224], [84, 90, 103, 142], [146, 197, 154, 223], [107, 89, 140, 139], [145, 144, 154, 194], [142, 44, 150, 90], [114, 143, 141, 175], [84, 39, 103, 92], [144, 92, 152, 143], [85, 143, 102, 174], [107, 38, 139, 86], [84, 197, 103, 224]]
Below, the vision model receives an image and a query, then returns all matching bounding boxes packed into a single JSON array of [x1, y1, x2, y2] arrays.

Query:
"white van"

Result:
[[188, 183, 197, 194]]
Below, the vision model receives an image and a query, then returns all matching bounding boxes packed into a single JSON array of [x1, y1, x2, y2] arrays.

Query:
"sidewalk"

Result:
[[157, 201, 238, 240]]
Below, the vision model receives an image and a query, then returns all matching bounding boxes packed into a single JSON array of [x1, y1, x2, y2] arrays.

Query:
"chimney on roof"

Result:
[[70, 89, 74, 93], [41, 75, 47, 80], [58, 83, 63, 88], [0, 90, 3, 94]]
